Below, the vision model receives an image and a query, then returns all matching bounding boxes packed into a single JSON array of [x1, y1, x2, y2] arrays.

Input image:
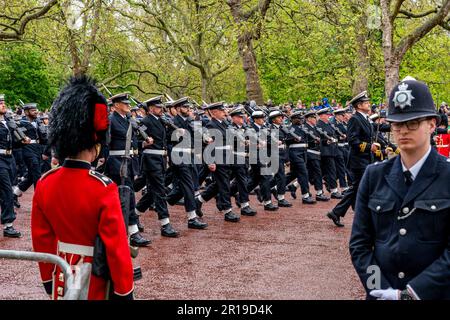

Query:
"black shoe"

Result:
[[161, 223, 179, 237], [130, 232, 151, 247], [264, 203, 278, 211], [316, 194, 330, 202], [137, 222, 145, 233], [278, 199, 292, 207], [287, 184, 297, 199], [331, 192, 343, 199], [3, 226, 22, 238], [195, 198, 204, 218], [13, 195, 20, 209], [302, 196, 316, 204], [326, 211, 344, 227], [188, 218, 208, 229], [241, 206, 257, 216], [224, 211, 240, 222]]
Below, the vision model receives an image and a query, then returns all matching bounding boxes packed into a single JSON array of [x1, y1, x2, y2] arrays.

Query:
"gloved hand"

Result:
[[370, 288, 400, 300]]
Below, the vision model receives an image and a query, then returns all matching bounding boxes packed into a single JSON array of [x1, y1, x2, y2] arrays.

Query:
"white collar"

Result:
[[357, 111, 369, 120], [273, 123, 279, 128], [151, 113, 159, 120], [401, 146, 432, 180]]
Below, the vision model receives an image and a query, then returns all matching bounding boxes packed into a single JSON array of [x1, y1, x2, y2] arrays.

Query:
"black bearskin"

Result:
[[49, 75, 108, 160]]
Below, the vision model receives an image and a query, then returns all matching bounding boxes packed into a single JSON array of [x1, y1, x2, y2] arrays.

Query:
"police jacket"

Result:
[[140, 114, 167, 171], [347, 111, 374, 170], [350, 148, 450, 299], [19, 118, 43, 156], [303, 122, 321, 160]]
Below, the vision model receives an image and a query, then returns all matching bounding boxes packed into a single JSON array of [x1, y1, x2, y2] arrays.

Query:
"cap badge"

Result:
[[393, 82, 415, 110]]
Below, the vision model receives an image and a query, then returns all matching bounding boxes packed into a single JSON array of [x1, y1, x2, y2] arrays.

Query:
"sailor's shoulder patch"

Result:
[[89, 170, 113, 187]]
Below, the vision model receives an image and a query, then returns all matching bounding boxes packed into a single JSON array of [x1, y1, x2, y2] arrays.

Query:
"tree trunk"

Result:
[[237, 32, 264, 105], [352, 12, 369, 95], [384, 60, 400, 100]]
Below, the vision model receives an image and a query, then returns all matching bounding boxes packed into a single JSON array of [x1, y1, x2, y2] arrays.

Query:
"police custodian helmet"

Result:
[[387, 76, 439, 123], [49, 75, 109, 160]]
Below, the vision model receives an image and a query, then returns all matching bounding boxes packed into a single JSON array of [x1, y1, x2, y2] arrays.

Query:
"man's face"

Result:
[[43, 118, 49, 125], [26, 108, 38, 119], [209, 109, 225, 121], [272, 116, 283, 125], [335, 114, 344, 122], [319, 114, 329, 122], [254, 117, 265, 126], [232, 115, 244, 126], [168, 107, 177, 116], [392, 118, 436, 153], [357, 101, 371, 114], [344, 113, 352, 122], [306, 116, 317, 125], [0, 101, 6, 115], [114, 102, 130, 115], [151, 106, 163, 116], [178, 105, 190, 117]]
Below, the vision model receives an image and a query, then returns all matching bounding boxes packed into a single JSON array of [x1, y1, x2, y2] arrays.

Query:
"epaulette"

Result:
[[89, 170, 113, 187], [40, 167, 61, 181]]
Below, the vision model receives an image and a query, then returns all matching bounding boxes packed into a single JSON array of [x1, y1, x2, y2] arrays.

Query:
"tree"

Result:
[[226, 0, 272, 104], [380, 0, 450, 98], [0, 0, 58, 41]]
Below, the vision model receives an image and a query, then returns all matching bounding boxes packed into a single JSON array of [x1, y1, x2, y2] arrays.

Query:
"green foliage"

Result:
[[0, 44, 59, 110]]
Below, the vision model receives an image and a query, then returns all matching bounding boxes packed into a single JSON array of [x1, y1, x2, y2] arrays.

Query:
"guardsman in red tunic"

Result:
[[31, 76, 134, 300]]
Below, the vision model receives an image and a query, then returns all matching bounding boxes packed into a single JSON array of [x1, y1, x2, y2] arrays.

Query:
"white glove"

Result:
[[370, 288, 400, 300]]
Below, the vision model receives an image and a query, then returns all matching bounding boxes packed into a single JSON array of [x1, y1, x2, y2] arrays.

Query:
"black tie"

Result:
[[404, 170, 413, 187]]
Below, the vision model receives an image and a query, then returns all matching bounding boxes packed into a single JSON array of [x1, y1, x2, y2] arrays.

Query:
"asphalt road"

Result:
[[0, 190, 365, 300]]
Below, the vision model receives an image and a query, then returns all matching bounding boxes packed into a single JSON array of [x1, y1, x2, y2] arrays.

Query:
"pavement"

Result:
[[0, 190, 365, 300]]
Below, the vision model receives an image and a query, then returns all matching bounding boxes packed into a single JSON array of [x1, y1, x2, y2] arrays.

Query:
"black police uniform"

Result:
[[331, 118, 349, 189], [350, 78, 450, 299]]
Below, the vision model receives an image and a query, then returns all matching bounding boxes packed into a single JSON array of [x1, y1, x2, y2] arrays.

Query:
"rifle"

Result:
[[301, 124, 321, 143], [100, 83, 113, 98], [316, 126, 338, 144], [329, 122, 346, 140], [5, 114, 28, 142]]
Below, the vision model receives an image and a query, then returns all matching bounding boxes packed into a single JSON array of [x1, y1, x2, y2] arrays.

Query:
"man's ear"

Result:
[[429, 118, 437, 133]]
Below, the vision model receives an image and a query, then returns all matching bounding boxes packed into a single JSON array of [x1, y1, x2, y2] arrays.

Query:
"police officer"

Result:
[[105, 93, 151, 247], [316, 108, 343, 199], [0, 95, 21, 237], [350, 77, 450, 300], [326, 91, 379, 227], [303, 111, 330, 202], [13, 103, 43, 199]]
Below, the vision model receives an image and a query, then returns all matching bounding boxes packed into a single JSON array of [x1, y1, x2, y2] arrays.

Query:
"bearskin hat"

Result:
[[49, 75, 109, 160]]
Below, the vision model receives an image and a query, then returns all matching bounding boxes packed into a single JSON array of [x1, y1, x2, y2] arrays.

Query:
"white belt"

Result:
[[215, 146, 231, 150], [437, 145, 449, 148], [29, 140, 39, 144], [278, 145, 286, 149], [307, 149, 321, 155], [290, 143, 307, 148], [338, 143, 349, 147], [233, 151, 248, 157], [172, 148, 193, 153], [58, 241, 94, 257], [0, 149, 12, 155], [109, 150, 133, 156], [143, 149, 167, 156]]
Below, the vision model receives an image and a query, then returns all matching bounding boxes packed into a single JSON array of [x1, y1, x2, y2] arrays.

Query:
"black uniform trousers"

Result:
[[306, 155, 323, 192], [332, 168, 366, 218], [230, 163, 250, 204], [18, 145, 42, 191], [271, 156, 287, 197], [166, 163, 197, 213], [287, 150, 310, 195], [136, 155, 169, 220], [0, 159, 15, 225], [247, 164, 272, 202], [199, 164, 233, 211], [321, 156, 338, 191]]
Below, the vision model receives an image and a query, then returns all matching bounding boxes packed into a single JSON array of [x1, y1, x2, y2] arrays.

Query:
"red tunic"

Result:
[[31, 159, 134, 300], [436, 134, 450, 157]]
